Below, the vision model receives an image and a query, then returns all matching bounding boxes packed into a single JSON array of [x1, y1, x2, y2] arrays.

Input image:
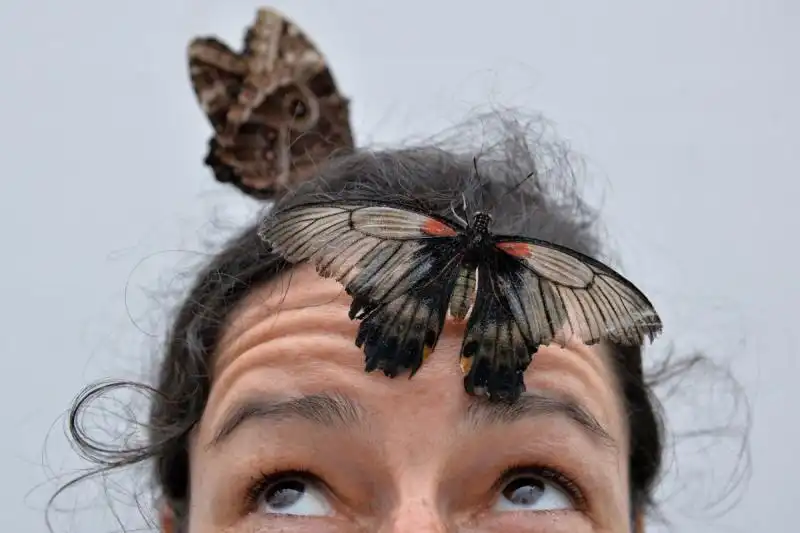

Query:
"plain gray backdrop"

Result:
[[1, 0, 797, 531]]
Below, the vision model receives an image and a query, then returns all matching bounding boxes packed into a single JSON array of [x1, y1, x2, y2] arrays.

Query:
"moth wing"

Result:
[[187, 8, 355, 199], [203, 125, 289, 199], [237, 8, 338, 134], [494, 237, 663, 347], [244, 9, 355, 186], [187, 37, 245, 134], [260, 202, 465, 377]]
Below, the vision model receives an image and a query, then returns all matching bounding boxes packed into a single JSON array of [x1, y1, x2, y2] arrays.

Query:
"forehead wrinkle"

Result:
[[534, 341, 620, 402], [204, 332, 369, 429], [529, 343, 627, 446], [208, 264, 628, 445], [214, 277, 354, 373], [544, 330, 616, 377]]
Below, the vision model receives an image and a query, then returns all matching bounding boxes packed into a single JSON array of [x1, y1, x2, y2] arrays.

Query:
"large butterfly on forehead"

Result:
[[188, 8, 355, 199], [259, 197, 663, 403]]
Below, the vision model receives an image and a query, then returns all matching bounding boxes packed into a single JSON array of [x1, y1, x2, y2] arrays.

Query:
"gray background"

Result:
[[1, 0, 797, 531]]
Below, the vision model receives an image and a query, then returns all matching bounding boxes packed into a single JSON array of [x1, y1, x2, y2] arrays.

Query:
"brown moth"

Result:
[[188, 7, 355, 199]]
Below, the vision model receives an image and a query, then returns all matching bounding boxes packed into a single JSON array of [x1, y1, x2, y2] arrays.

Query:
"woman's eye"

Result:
[[258, 477, 333, 517], [493, 475, 574, 512]]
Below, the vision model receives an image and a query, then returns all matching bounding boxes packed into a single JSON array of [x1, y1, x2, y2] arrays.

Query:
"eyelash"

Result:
[[243, 465, 587, 512], [244, 468, 319, 509], [495, 464, 587, 509]]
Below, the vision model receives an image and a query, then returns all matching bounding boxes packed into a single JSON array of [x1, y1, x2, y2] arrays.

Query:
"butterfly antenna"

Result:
[[485, 169, 537, 213], [507, 169, 538, 198], [472, 156, 487, 213]]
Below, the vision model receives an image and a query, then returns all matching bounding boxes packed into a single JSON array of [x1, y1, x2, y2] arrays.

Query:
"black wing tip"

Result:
[[356, 315, 432, 381], [462, 357, 528, 403], [360, 337, 427, 381]]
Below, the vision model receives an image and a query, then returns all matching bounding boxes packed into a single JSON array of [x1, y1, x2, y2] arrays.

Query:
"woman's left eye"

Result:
[[256, 475, 333, 517], [492, 473, 575, 512]]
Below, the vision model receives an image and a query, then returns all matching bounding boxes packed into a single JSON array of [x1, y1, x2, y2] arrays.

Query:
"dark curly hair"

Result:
[[53, 114, 746, 532]]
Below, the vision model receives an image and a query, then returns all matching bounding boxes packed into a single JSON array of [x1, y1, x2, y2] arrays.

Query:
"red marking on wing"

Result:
[[422, 218, 458, 237], [496, 242, 532, 258]]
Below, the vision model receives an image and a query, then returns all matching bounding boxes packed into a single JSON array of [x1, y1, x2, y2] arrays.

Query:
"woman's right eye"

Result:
[[255, 475, 333, 517]]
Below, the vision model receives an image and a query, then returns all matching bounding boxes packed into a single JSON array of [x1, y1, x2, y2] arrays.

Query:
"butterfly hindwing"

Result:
[[460, 262, 537, 402], [356, 257, 462, 377], [448, 265, 477, 321], [494, 237, 663, 347]]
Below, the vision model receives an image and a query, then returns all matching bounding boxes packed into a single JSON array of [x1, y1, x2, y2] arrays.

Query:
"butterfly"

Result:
[[258, 194, 663, 403], [187, 8, 355, 199]]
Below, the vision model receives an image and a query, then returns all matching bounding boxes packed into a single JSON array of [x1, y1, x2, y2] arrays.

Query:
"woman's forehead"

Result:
[[206, 263, 628, 447]]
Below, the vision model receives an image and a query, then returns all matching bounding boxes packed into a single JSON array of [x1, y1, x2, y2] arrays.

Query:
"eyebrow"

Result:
[[209, 389, 614, 449], [209, 391, 363, 447], [465, 391, 616, 447]]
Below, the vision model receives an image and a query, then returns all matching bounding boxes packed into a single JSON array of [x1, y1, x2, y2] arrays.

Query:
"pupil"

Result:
[[265, 479, 305, 509], [503, 478, 545, 506]]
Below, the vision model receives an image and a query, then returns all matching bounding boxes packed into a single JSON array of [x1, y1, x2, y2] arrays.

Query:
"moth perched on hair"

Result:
[[259, 182, 663, 403], [188, 8, 355, 199]]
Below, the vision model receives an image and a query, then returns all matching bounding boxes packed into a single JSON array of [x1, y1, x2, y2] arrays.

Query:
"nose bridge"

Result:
[[370, 360, 464, 532], [373, 455, 453, 533], [378, 491, 452, 533]]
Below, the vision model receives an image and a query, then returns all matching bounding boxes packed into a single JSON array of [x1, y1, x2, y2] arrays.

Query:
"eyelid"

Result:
[[494, 465, 587, 510]]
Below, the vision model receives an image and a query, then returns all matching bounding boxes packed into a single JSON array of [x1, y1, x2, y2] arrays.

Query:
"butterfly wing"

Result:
[[187, 8, 354, 199], [459, 237, 662, 402], [260, 202, 465, 377], [492, 237, 663, 347], [460, 261, 538, 402]]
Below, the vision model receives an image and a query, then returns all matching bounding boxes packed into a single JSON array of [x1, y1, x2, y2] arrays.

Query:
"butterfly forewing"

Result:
[[496, 241, 593, 288], [350, 206, 462, 239], [261, 202, 466, 376], [494, 237, 663, 346], [495, 267, 558, 347]]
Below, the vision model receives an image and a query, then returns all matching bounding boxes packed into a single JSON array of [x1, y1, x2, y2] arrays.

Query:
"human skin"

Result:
[[167, 264, 636, 532]]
